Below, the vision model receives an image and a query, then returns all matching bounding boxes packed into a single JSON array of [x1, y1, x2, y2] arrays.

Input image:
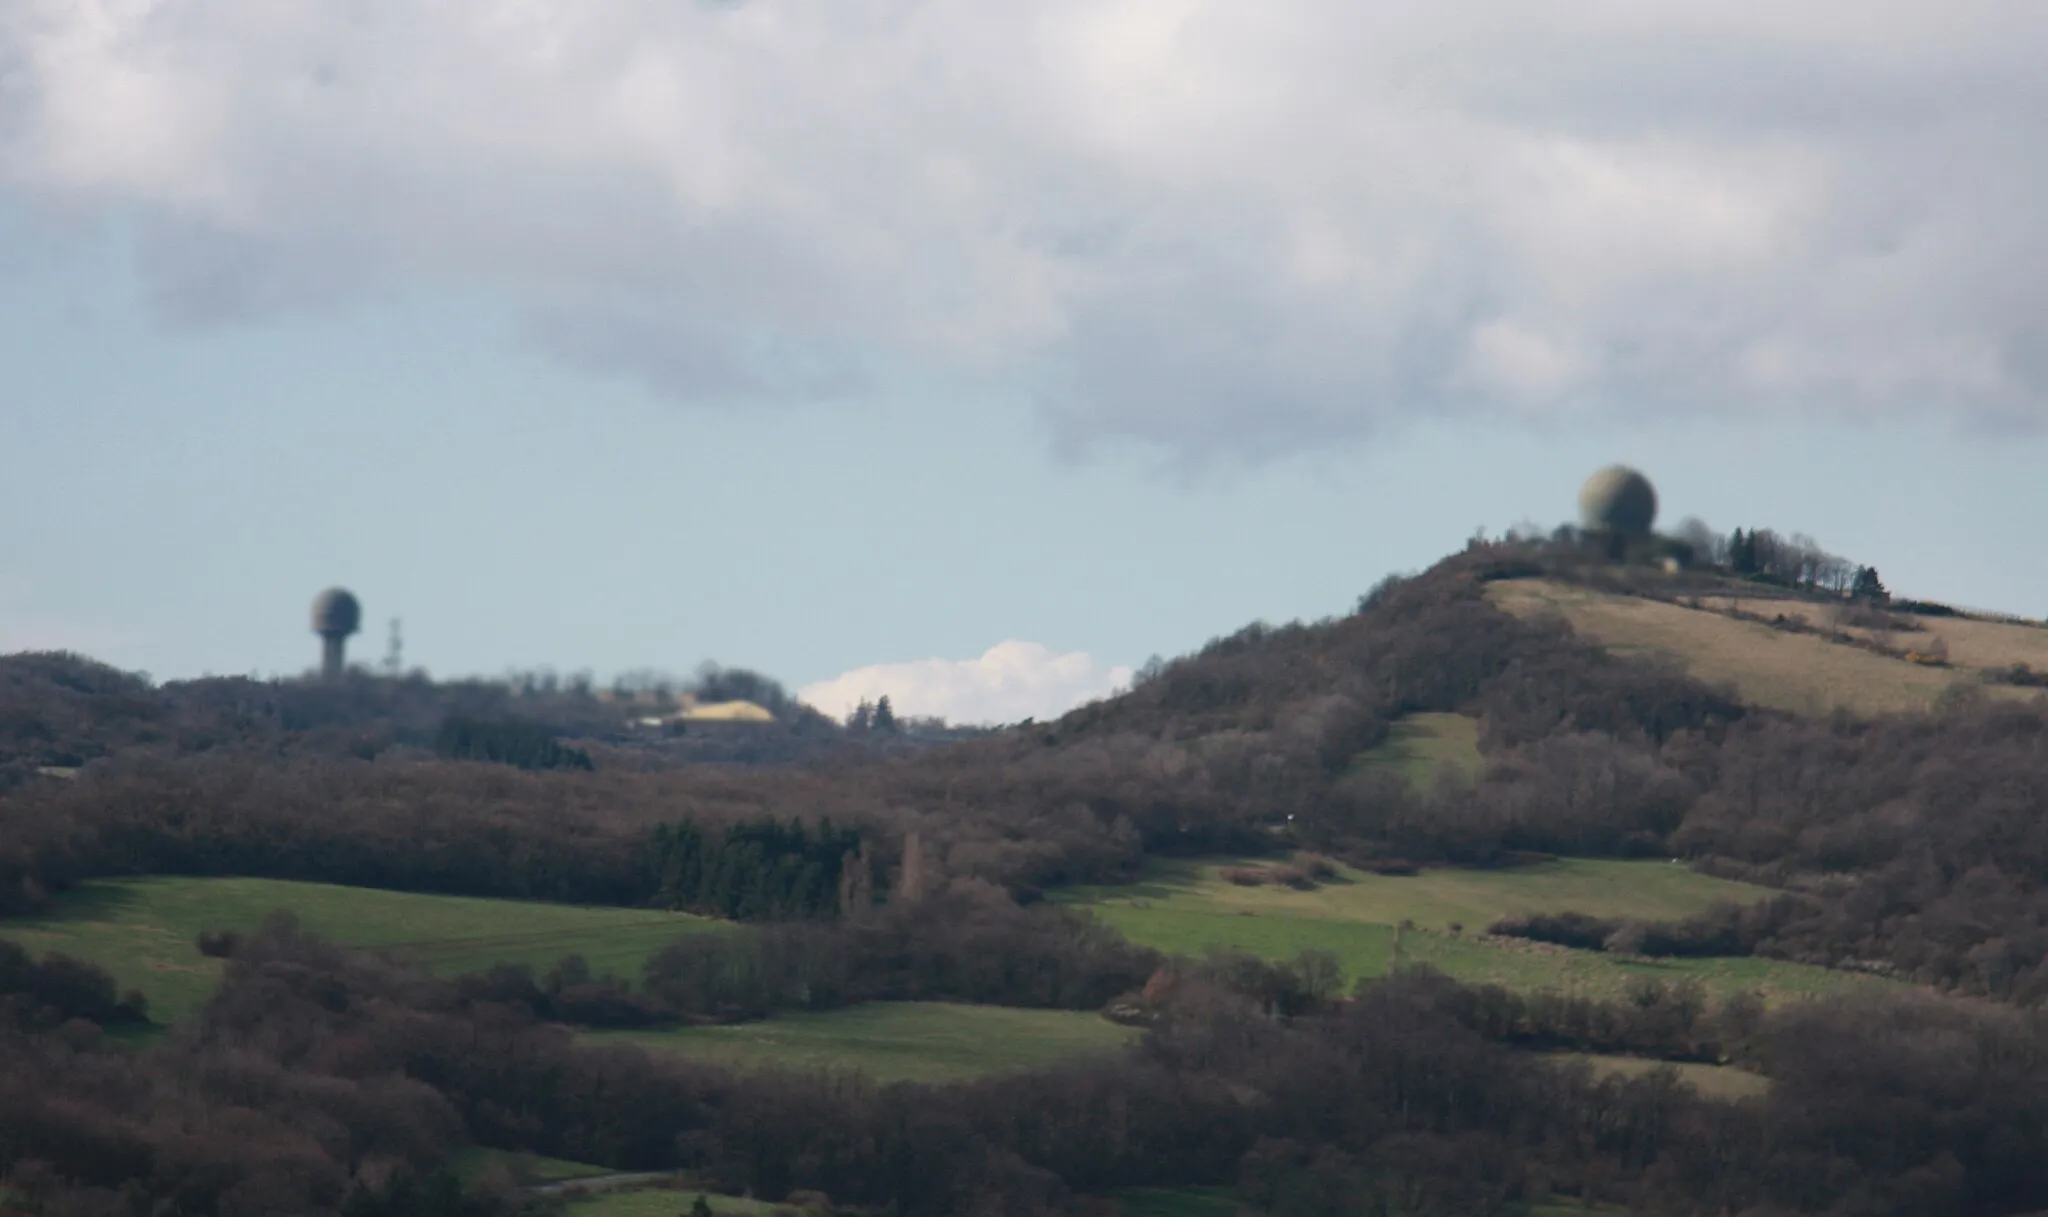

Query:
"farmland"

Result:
[[558, 1188, 778, 1217], [1058, 857, 1873, 1003], [1554, 1051, 1772, 1101], [0, 875, 721, 1024], [1348, 710, 1483, 789], [585, 1001, 1142, 1083]]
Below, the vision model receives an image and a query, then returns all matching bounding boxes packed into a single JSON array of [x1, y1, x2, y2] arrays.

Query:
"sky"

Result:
[[3, 1, 2046, 724]]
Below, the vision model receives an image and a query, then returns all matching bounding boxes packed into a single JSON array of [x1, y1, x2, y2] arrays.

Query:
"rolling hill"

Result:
[[6, 541, 2048, 1215]]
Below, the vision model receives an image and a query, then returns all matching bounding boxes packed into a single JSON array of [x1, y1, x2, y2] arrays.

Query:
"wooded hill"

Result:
[[5, 538, 2048, 1215], [6, 543, 2048, 995]]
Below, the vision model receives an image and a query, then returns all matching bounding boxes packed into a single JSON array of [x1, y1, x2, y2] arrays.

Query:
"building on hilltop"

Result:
[[634, 693, 776, 734], [1574, 465, 1695, 569]]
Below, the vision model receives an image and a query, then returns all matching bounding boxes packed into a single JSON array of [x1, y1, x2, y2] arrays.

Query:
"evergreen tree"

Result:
[[650, 817, 864, 921], [873, 694, 898, 733], [1852, 565, 1889, 602], [1729, 528, 1757, 575], [688, 1195, 715, 1217]]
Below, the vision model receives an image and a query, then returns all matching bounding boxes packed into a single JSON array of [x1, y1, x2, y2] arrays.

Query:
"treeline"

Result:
[[463, 879, 1162, 1027], [11, 921, 2048, 1216], [1491, 896, 1809, 961], [0, 650, 892, 797], [0, 939, 151, 1032], [435, 716, 594, 771]]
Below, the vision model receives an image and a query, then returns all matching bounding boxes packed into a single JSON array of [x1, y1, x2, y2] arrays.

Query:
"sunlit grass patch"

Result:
[[0, 876, 720, 1025], [1058, 857, 1873, 1004]]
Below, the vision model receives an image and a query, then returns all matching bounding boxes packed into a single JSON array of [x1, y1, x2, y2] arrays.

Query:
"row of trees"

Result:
[[0, 939, 152, 1033]]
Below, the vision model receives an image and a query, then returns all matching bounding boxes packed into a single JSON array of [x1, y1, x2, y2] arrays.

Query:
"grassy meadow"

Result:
[[559, 1188, 777, 1216], [1487, 577, 2041, 717], [450, 1149, 618, 1186], [1058, 857, 1870, 1004], [0, 876, 722, 1025], [1688, 593, 2048, 673], [1348, 711, 1483, 789], [584, 1001, 1142, 1083], [1108, 1186, 1238, 1216], [1552, 1051, 1772, 1101]]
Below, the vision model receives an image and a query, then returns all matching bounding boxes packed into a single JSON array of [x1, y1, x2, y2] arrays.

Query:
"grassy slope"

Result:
[[561, 1190, 776, 1216], [1553, 1051, 1771, 1101], [450, 1149, 617, 1185], [1110, 1187, 1238, 1216], [0, 876, 723, 1025], [1690, 593, 2048, 671], [1349, 711, 1482, 790], [1488, 578, 2041, 716], [1058, 858, 1868, 1003], [586, 1002, 1142, 1084], [565, 1185, 1234, 1217]]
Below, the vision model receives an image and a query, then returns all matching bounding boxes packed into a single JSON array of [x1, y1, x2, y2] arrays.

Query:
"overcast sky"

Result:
[[3, 1, 2045, 723]]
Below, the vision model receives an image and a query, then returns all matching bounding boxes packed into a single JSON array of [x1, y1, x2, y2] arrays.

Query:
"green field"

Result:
[[1350, 711, 1483, 789], [0, 876, 721, 1025], [560, 1188, 777, 1216], [586, 1001, 1143, 1083], [1058, 858, 1870, 1003], [1109, 1186, 1238, 1216], [1077, 856, 1775, 929], [1553, 1052, 1771, 1101], [451, 1148, 618, 1186]]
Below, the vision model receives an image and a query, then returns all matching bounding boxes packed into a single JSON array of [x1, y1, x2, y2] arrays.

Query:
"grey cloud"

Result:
[[4, 1, 2044, 461], [523, 307, 874, 403]]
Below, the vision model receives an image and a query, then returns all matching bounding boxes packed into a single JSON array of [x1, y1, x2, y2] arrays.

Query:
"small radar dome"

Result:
[[1578, 466, 1657, 536], [311, 588, 362, 638]]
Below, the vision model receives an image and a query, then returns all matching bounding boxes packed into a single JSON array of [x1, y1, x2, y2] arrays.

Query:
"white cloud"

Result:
[[799, 640, 1132, 726], [4, 1, 2046, 458]]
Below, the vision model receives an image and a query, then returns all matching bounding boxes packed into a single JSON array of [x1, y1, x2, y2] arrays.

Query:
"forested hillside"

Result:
[[4, 540, 2048, 1214], [7, 545, 2048, 993]]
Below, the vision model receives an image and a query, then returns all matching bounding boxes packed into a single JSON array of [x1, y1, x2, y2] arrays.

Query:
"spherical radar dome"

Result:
[[1578, 466, 1658, 536], [311, 588, 362, 637]]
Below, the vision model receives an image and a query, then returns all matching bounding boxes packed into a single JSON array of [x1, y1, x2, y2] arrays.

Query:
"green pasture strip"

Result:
[[1348, 711, 1483, 789], [1550, 1051, 1772, 1101], [0, 876, 721, 1025], [560, 1187, 778, 1216], [450, 1148, 616, 1185], [584, 1001, 1143, 1084], [1062, 856, 1775, 930], [1059, 857, 1873, 1004], [1110, 1185, 1239, 1216]]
